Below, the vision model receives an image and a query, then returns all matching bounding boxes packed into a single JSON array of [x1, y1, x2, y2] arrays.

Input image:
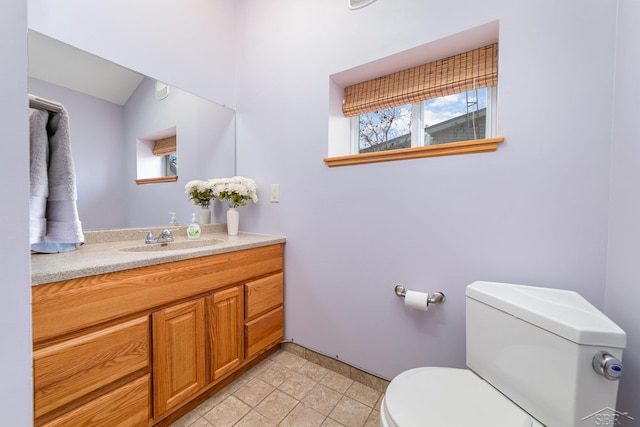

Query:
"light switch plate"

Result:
[[270, 184, 280, 202]]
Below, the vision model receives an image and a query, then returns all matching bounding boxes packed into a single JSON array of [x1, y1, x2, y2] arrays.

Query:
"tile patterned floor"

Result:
[[170, 350, 384, 427]]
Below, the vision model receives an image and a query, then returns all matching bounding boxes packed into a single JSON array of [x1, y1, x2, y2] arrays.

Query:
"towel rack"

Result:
[[29, 94, 63, 113]]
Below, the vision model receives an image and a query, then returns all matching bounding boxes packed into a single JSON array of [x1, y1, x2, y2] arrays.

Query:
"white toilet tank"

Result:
[[466, 281, 626, 427]]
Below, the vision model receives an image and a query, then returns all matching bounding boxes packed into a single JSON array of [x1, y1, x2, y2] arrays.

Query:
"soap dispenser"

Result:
[[169, 212, 178, 226], [187, 213, 201, 240]]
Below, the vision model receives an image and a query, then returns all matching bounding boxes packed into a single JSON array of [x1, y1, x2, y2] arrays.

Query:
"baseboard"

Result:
[[280, 341, 390, 393]]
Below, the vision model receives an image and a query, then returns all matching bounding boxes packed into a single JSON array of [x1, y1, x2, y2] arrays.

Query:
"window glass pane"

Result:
[[165, 153, 177, 176], [359, 104, 412, 153], [424, 88, 487, 145]]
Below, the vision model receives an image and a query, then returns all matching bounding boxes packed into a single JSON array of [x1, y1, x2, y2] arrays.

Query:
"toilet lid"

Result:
[[383, 367, 535, 427]]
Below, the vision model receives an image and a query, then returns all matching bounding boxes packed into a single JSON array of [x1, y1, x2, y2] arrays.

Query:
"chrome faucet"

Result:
[[145, 229, 175, 244]]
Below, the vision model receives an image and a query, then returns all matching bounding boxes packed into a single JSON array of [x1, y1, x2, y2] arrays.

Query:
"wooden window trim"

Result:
[[135, 176, 178, 185], [323, 137, 504, 167]]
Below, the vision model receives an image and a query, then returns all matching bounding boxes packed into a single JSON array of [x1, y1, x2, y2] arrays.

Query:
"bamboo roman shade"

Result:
[[342, 43, 498, 117], [152, 135, 176, 156]]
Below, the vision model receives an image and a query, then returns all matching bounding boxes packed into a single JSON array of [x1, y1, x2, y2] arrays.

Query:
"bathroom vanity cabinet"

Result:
[[152, 285, 245, 417], [32, 243, 284, 427]]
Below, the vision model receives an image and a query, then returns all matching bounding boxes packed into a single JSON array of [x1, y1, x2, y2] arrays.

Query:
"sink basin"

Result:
[[121, 238, 225, 252]]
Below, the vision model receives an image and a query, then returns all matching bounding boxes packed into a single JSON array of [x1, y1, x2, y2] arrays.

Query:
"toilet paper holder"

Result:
[[394, 284, 446, 305]]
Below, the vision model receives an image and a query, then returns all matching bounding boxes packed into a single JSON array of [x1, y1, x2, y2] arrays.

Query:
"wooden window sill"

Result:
[[323, 137, 504, 167], [135, 176, 178, 185]]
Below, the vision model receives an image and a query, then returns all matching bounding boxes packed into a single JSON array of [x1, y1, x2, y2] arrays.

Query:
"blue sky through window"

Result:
[[425, 88, 487, 127]]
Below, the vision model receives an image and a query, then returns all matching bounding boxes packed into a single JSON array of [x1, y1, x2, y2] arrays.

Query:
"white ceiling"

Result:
[[28, 30, 145, 106]]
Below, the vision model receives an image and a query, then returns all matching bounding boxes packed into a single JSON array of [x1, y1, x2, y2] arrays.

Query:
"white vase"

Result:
[[200, 207, 211, 225], [227, 207, 239, 236]]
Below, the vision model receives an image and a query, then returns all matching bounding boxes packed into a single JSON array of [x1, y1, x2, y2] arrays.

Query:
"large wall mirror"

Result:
[[28, 30, 236, 230]]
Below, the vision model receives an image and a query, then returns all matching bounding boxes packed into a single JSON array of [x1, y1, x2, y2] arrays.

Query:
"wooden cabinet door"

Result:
[[208, 286, 244, 380], [152, 299, 206, 417]]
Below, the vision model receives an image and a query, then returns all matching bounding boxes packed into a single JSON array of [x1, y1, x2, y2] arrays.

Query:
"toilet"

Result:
[[380, 281, 627, 427]]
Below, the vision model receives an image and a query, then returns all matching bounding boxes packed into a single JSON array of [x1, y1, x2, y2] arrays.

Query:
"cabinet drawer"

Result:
[[245, 272, 283, 320], [41, 374, 150, 427], [245, 306, 284, 359], [34, 317, 150, 419]]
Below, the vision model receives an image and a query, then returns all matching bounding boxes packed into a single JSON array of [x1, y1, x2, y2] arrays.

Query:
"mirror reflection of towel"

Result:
[[29, 109, 49, 245], [29, 107, 84, 253]]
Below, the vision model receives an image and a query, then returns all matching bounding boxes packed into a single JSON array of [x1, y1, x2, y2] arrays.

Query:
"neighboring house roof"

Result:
[[360, 133, 411, 153], [425, 107, 486, 145]]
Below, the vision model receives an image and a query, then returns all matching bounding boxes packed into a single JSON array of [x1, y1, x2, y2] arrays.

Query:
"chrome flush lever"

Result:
[[592, 351, 623, 381]]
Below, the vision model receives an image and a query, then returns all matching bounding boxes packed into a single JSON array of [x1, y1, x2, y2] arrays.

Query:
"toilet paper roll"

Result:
[[404, 290, 429, 311]]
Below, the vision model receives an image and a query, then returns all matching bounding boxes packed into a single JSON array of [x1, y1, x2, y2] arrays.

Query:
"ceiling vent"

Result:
[[348, 0, 377, 10], [155, 81, 170, 100]]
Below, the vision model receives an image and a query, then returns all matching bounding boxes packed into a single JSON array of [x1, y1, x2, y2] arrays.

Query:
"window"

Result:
[[135, 128, 178, 185], [356, 87, 495, 154], [325, 39, 504, 167], [165, 153, 177, 177], [154, 135, 178, 177], [357, 104, 412, 152], [423, 87, 490, 144]]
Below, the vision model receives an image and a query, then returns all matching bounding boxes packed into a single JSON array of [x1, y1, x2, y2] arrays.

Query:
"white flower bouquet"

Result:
[[210, 176, 259, 208], [184, 180, 215, 208]]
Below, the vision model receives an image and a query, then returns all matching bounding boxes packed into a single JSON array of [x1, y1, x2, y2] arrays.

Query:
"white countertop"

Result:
[[31, 225, 286, 285]]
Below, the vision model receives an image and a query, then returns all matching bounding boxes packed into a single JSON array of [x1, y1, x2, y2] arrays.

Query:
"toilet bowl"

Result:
[[380, 281, 626, 427], [380, 367, 542, 427]]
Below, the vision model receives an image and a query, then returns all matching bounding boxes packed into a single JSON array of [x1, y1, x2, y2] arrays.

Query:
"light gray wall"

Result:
[[606, 0, 640, 414], [12, 0, 638, 417], [0, 0, 33, 424], [234, 0, 619, 380]]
